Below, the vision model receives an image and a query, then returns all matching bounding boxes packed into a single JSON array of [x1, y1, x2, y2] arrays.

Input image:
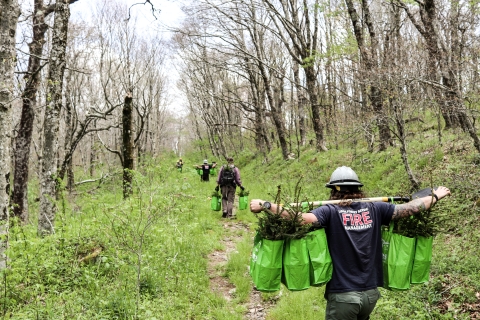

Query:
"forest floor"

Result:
[[207, 218, 275, 320]]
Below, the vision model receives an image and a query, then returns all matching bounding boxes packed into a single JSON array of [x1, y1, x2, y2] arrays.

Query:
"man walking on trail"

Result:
[[176, 158, 183, 172], [196, 160, 216, 182], [250, 166, 451, 320], [216, 157, 244, 219]]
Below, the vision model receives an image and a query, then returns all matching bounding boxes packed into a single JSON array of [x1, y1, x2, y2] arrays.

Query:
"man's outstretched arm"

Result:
[[392, 186, 451, 220], [249, 200, 318, 224]]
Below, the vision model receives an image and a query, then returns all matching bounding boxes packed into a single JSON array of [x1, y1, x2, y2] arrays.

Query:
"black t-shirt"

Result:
[[312, 202, 394, 294], [201, 164, 210, 174]]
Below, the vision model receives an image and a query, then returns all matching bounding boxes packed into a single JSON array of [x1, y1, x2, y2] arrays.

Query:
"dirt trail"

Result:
[[207, 219, 274, 320]]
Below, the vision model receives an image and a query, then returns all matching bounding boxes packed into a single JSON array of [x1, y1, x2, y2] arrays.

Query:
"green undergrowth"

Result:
[[1, 157, 244, 319], [266, 286, 326, 320], [234, 129, 479, 319], [2, 126, 479, 319], [224, 235, 253, 303]]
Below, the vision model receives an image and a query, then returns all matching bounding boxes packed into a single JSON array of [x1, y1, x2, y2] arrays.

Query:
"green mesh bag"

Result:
[[211, 194, 221, 211], [387, 231, 416, 290], [239, 196, 248, 210], [411, 236, 433, 284], [306, 228, 332, 286], [250, 238, 284, 292], [282, 237, 310, 291]]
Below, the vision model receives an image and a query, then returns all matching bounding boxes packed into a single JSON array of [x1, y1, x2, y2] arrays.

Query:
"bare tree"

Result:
[[397, 0, 480, 153], [261, 0, 327, 152], [173, 0, 479, 161], [176, 1, 289, 159], [38, 0, 71, 236], [92, 1, 169, 171], [12, 0, 80, 223], [56, 21, 120, 191], [345, 0, 393, 151], [12, 0, 52, 222]]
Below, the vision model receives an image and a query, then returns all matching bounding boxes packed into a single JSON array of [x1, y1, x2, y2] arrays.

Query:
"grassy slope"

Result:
[[3, 127, 479, 319], [4, 160, 247, 319], [234, 128, 480, 319]]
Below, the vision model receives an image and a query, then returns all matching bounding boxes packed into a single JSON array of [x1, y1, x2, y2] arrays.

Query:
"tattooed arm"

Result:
[[392, 186, 451, 220], [249, 199, 318, 224]]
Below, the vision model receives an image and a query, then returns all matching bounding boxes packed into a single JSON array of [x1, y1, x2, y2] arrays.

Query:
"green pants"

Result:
[[325, 289, 381, 320]]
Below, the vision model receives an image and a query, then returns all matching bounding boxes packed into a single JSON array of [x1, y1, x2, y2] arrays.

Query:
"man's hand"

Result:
[[240, 186, 245, 191], [215, 185, 219, 192], [434, 186, 451, 200], [392, 185, 451, 220], [250, 199, 264, 213]]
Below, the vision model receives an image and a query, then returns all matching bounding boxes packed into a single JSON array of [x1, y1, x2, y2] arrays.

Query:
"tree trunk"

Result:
[[0, 0, 19, 272], [122, 92, 134, 199], [63, 95, 75, 192], [345, 0, 392, 151], [305, 67, 327, 152], [90, 133, 96, 177], [11, 0, 51, 222], [38, 0, 71, 236], [271, 82, 289, 159], [249, 13, 289, 160], [0, 0, 19, 221], [245, 57, 270, 154], [293, 62, 306, 147], [394, 105, 420, 190], [370, 85, 391, 151]]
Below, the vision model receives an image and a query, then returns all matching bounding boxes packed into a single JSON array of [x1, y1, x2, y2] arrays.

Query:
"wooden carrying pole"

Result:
[[289, 196, 410, 207], [288, 188, 438, 208]]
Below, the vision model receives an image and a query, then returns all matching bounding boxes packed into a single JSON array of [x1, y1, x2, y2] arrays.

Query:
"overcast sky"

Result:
[[68, 0, 187, 114], [17, 0, 188, 112], [70, 0, 185, 31]]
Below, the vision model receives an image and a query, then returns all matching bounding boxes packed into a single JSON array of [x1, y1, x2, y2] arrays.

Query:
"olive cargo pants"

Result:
[[325, 288, 381, 320]]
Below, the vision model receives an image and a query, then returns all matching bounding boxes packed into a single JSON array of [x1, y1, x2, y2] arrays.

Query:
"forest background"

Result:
[[0, 0, 479, 318]]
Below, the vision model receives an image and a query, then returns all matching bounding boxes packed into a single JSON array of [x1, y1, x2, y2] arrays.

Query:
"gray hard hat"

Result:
[[325, 166, 363, 189]]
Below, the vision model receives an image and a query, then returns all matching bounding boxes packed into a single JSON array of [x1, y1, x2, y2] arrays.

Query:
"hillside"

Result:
[[2, 127, 479, 319], [233, 128, 479, 319]]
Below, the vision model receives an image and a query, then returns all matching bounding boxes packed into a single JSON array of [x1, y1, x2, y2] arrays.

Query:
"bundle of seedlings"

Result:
[[254, 180, 320, 240], [238, 188, 250, 197], [211, 189, 221, 198], [299, 199, 319, 213], [393, 192, 446, 238]]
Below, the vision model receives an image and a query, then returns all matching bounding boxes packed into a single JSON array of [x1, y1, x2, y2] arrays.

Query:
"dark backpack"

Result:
[[220, 166, 235, 185]]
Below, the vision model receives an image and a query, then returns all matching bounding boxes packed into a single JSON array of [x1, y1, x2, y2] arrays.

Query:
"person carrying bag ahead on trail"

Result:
[[196, 159, 216, 182], [249, 166, 451, 320], [176, 158, 183, 172], [216, 157, 244, 219]]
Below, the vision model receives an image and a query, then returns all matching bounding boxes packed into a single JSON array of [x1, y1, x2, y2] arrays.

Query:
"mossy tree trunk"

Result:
[[38, 0, 71, 236], [0, 0, 19, 222], [12, 0, 49, 223], [122, 92, 134, 199]]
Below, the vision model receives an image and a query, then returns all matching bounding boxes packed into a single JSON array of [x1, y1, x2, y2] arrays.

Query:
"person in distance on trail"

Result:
[[176, 158, 183, 172], [250, 166, 451, 320], [216, 157, 245, 219], [196, 159, 216, 182]]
